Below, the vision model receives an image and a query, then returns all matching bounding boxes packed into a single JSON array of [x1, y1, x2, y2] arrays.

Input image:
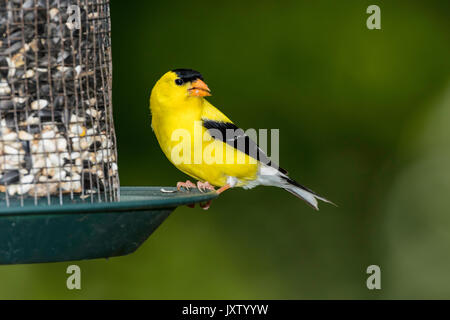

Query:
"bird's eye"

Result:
[[175, 79, 183, 86]]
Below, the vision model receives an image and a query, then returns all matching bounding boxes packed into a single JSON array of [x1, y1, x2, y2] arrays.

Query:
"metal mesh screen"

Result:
[[0, 0, 119, 206]]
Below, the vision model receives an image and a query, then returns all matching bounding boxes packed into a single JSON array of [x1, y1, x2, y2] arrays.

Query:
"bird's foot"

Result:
[[178, 181, 219, 211], [196, 181, 216, 193], [177, 180, 196, 191]]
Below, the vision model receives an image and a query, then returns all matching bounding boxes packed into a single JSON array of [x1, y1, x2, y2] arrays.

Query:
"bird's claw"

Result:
[[177, 180, 196, 191], [196, 181, 216, 193], [177, 181, 215, 210], [199, 200, 212, 210], [186, 200, 211, 210]]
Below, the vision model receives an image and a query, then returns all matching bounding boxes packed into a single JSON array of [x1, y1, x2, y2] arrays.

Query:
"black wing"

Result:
[[202, 118, 288, 175]]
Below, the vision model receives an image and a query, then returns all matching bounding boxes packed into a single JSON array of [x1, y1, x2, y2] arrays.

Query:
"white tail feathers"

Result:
[[283, 185, 334, 210], [253, 164, 335, 210]]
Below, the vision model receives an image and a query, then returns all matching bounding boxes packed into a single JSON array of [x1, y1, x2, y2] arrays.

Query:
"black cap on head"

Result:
[[172, 68, 203, 83]]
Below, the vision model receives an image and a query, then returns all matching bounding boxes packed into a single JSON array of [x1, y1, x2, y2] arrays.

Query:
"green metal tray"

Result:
[[0, 186, 217, 265]]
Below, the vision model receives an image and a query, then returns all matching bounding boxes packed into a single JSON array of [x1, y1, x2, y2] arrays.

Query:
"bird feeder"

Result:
[[0, 0, 216, 265]]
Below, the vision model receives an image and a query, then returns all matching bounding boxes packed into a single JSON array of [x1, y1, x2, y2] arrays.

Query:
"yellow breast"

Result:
[[151, 98, 258, 187]]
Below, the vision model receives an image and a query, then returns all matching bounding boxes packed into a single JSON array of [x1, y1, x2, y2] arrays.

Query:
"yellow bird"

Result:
[[150, 69, 333, 210]]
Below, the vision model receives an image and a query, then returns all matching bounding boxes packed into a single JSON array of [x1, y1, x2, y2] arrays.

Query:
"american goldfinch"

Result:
[[150, 69, 333, 210]]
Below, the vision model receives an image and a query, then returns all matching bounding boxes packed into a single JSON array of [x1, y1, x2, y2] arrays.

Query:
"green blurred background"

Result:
[[1, 0, 450, 299]]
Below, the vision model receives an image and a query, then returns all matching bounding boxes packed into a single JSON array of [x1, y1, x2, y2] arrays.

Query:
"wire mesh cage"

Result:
[[0, 0, 119, 207]]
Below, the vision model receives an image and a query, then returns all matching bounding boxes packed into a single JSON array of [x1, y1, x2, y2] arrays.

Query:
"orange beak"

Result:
[[189, 79, 211, 97]]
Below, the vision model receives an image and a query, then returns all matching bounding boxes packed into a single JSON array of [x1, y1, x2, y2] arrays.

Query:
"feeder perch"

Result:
[[0, 0, 215, 265]]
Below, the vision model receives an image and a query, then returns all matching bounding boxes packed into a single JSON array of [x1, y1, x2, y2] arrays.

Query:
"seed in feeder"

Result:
[[0, 2, 119, 201], [22, 69, 35, 79], [160, 188, 176, 193], [67, 173, 81, 181], [19, 179, 34, 192], [0, 100, 13, 110], [17, 184, 33, 195], [0, 170, 20, 185], [49, 8, 59, 20], [4, 42, 22, 55], [21, 174, 34, 185], [22, 0, 34, 9], [11, 53, 25, 68], [5, 58, 15, 78], [96, 150, 109, 163], [69, 125, 87, 138], [57, 66, 71, 73], [47, 153, 61, 167], [31, 140, 41, 154], [43, 167, 55, 179], [0, 82, 11, 95], [89, 141, 102, 152], [15, 70, 25, 79], [19, 168, 28, 175], [73, 165, 82, 174], [31, 99, 48, 110], [61, 181, 81, 192], [7, 185, 18, 196], [85, 98, 97, 108], [7, 141, 23, 150], [85, 129, 96, 137], [100, 135, 109, 148], [14, 97, 28, 105], [3, 163, 20, 171], [43, 139, 58, 153], [56, 138, 67, 152], [18, 131, 33, 141], [51, 169, 66, 181], [2, 153, 22, 166], [70, 114, 85, 124], [3, 131, 18, 141], [4, 145, 20, 155], [31, 155, 45, 169], [80, 151, 93, 164], [61, 147, 72, 161], [70, 152, 81, 159], [31, 183, 58, 197], [66, 21, 77, 31], [29, 39, 39, 52], [75, 65, 82, 77], [41, 128, 56, 139], [96, 170, 104, 179]]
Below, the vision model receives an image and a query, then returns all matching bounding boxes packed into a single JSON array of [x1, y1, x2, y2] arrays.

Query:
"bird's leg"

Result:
[[216, 184, 231, 195], [196, 181, 216, 193], [176, 180, 196, 191]]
